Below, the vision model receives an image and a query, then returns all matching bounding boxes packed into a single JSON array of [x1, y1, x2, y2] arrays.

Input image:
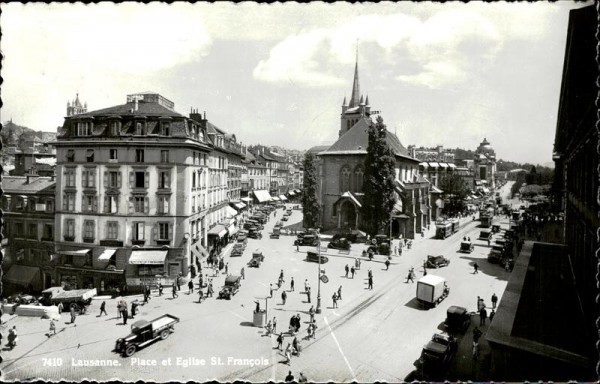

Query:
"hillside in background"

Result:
[[1, 120, 57, 149]]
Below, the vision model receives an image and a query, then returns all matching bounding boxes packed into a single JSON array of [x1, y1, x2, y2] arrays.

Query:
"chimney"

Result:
[[134, 99, 139, 111], [203, 111, 206, 120]]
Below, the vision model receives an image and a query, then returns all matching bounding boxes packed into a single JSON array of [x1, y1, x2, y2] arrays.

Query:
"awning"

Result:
[[419, 162, 428, 167], [288, 191, 296, 196], [231, 202, 246, 210], [225, 206, 238, 217], [295, 189, 301, 194], [196, 244, 208, 257], [279, 195, 287, 201], [241, 197, 252, 203], [431, 185, 443, 193], [253, 190, 272, 203], [58, 249, 91, 257], [98, 249, 117, 261], [448, 163, 457, 168], [271, 196, 280, 201], [391, 201, 403, 215], [429, 162, 440, 168], [337, 191, 362, 208], [4, 265, 40, 286], [208, 224, 227, 238], [129, 250, 167, 265], [394, 213, 410, 219], [439, 163, 448, 168], [228, 224, 238, 236]]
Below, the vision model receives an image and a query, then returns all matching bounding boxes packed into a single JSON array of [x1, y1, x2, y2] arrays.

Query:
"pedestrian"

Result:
[[284, 344, 292, 365], [7, 326, 17, 349], [385, 259, 390, 271], [489, 309, 495, 323], [57, 302, 64, 314], [298, 372, 308, 383], [491, 293, 498, 309], [282, 290, 287, 305], [406, 269, 414, 283], [241, 267, 245, 280], [99, 301, 107, 316], [368, 276, 373, 290], [270, 284, 274, 298], [307, 287, 311, 304], [479, 307, 487, 326], [468, 236, 471, 242], [172, 282, 178, 298], [273, 317, 277, 333], [280, 269, 284, 281], [198, 289, 204, 303], [368, 268, 373, 279], [277, 333, 284, 350], [332, 292, 338, 308], [188, 280, 194, 294], [131, 301, 139, 319], [49, 319, 56, 336], [117, 302, 122, 319], [225, 263, 229, 275], [304, 279, 309, 292], [290, 277, 295, 292], [122, 308, 128, 325], [285, 369, 294, 380], [350, 266, 355, 278], [473, 262, 479, 274], [345, 264, 349, 278], [70, 307, 77, 324], [177, 274, 182, 291], [309, 305, 315, 323], [208, 283, 213, 297], [337, 285, 342, 300], [158, 283, 163, 296]]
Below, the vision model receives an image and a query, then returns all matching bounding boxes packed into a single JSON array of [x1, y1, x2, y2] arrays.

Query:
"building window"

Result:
[[82, 168, 96, 188], [86, 149, 94, 162], [77, 121, 92, 136], [161, 150, 169, 163], [109, 121, 119, 136], [43, 224, 54, 241], [107, 221, 119, 240], [133, 222, 145, 241], [158, 170, 170, 189], [28, 223, 38, 239], [66, 149, 75, 162], [340, 166, 351, 192], [136, 149, 144, 162], [65, 169, 76, 187], [135, 122, 145, 136], [14, 222, 24, 238], [83, 195, 98, 212], [63, 193, 76, 211], [134, 171, 147, 188], [158, 223, 170, 240], [134, 196, 146, 213], [161, 122, 171, 136], [45, 199, 55, 212], [83, 220, 95, 242], [109, 149, 118, 160], [65, 219, 75, 240], [158, 195, 170, 214], [104, 195, 118, 214], [107, 170, 121, 188], [354, 167, 364, 193], [192, 171, 197, 188]]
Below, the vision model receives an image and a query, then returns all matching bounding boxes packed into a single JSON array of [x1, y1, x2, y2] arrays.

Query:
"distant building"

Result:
[[408, 145, 455, 163], [11, 148, 56, 177], [66, 93, 87, 116], [473, 138, 496, 189]]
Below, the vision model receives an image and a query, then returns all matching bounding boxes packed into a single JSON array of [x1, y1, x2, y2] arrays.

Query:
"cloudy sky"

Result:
[[1, 2, 589, 165]]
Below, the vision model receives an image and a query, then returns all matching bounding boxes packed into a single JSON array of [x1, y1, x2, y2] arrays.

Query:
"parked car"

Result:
[[218, 275, 242, 300], [425, 255, 450, 269], [332, 233, 358, 243], [248, 249, 265, 267], [459, 241, 474, 253], [294, 235, 319, 247], [420, 333, 458, 370], [248, 229, 262, 239], [444, 306, 471, 332], [236, 231, 248, 245], [327, 237, 351, 250], [231, 243, 244, 257], [40, 287, 97, 314], [306, 251, 329, 264], [115, 314, 180, 357], [367, 242, 391, 256], [478, 229, 492, 241], [281, 216, 289, 222]]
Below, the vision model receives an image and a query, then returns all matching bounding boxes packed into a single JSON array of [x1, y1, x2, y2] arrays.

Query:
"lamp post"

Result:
[[316, 229, 322, 314]]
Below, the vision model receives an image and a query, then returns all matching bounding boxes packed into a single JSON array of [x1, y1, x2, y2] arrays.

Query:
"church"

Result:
[[316, 59, 431, 239]]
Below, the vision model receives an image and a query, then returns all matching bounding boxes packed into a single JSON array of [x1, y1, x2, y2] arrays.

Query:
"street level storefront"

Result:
[[125, 248, 187, 289], [250, 190, 272, 204], [3, 264, 42, 294], [207, 224, 227, 259]]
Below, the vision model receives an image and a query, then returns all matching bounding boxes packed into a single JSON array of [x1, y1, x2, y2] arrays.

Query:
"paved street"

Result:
[[1, 197, 513, 381]]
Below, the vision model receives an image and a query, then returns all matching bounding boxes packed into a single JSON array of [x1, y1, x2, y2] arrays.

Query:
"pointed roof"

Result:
[[359, 95, 365, 105], [365, 95, 370, 106], [342, 96, 347, 107], [349, 58, 360, 108]]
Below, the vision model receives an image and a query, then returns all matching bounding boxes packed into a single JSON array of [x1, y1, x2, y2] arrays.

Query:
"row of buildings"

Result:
[[1, 92, 303, 295]]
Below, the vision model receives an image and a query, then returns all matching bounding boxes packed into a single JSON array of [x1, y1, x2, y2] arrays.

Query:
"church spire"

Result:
[[349, 47, 360, 108]]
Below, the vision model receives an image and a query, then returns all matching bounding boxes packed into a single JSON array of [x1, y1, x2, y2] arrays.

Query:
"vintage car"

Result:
[[218, 275, 242, 300], [374, 234, 390, 245], [306, 251, 329, 264], [236, 231, 248, 246], [6, 293, 37, 305], [248, 249, 265, 268], [40, 287, 97, 313], [478, 229, 493, 241], [327, 237, 351, 250], [281, 216, 289, 222], [248, 228, 262, 240], [420, 333, 458, 370], [231, 243, 244, 257], [115, 314, 180, 357], [459, 241, 474, 253], [367, 242, 391, 256], [444, 306, 471, 332], [425, 255, 450, 269], [332, 233, 358, 243], [491, 224, 501, 233], [488, 245, 505, 264], [294, 235, 319, 247]]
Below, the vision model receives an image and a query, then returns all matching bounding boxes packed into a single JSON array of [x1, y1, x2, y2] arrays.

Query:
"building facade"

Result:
[[408, 145, 455, 163], [473, 138, 496, 190]]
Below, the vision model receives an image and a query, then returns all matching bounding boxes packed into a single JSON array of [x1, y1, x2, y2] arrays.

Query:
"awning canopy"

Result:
[[429, 162, 440, 168], [271, 196, 280, 201], [98, 249, 117, 261], [129, 250, 167, 265], [288, 191, 296, 196], [225, 206, 238, 217], [4, 265, 40, 286], [241, 197, 252, 203], [231, 202, 246, 210], [295, 189, 301, 194], [279, 195, 288, 201], [431, 185, 443, 194], [58, 249, 91, 257], [191, 244, 209, 260], [439, 163, 449, 168], [391, 200, 404, 215], [228, 224, 238, 236], [208, 224, 227, 238], [253, 190, 272, 203]]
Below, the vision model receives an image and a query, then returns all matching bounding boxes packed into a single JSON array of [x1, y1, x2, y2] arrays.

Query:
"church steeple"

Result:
[[349, 53, 360, 108]]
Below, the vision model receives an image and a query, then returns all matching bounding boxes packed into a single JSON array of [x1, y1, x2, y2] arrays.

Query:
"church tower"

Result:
[[339, 52, 370, 138], [67, 92, 87, 116]]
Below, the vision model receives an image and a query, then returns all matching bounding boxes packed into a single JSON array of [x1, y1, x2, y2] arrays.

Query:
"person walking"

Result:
[[270, 284, 274, 298], [198, 289, 204, 303], [277, 333, 284, 350], [122, 307, 128, 325], [479, 307, 487, 326], [273, 317, 277, 333], [368, 268, 373, 279], [282, 290, 287, 305], [172, 282, 179, 298], [337, 285, 342, 300], [473, 262, 479, 274], [208, 282, 214, 297], [188, 280, 194, 294], [49, 319, 56, 336], [70, 307, 77, 325], [57, 302, 64, 314], [99, 301, 107, 316], [285, 369, 294, 380], [345, 264, 349, 278], [368, 276, 373, 290], [177, 274, 182, 291], [225, 263, 229, 275], [7, 326, 17, 349], [117, 302, 122, 319], [385, 259, 390, 271], [131, 301, 138, 319], [332, 292, 338, 308], [307, 286, 311, 304], [241, 267, 245, 280], [304, 279, 309, 293], [158, 283, 163, 296], [491, 293, 498, 309], [350, 266, 355, 278], [290, 277, 295, 292], [489, 309, 495, 323], [309, 306, 315, 323], [284, 344, 292, 365], [406, 268, 415, 283]]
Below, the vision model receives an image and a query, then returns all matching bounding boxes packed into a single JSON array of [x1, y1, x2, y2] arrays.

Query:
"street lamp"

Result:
[[316, 229, 322, 314]]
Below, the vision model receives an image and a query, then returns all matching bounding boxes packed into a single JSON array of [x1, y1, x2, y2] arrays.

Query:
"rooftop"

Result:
[[2, 176, 56, 194]]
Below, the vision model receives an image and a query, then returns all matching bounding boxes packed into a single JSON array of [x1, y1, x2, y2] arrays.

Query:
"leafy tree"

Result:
[[438, 173, 469, 215], [361, 116, 396, 237], [302, 152, 321, 229]]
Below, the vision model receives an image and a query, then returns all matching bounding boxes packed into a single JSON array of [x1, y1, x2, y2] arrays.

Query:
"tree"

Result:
[[438, 174, 469, 215], [361, 116, 396, 237], [302, 152, 321, 229]]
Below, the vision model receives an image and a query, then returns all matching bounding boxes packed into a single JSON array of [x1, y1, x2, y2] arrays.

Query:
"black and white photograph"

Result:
[[0, 2, 597, 382]]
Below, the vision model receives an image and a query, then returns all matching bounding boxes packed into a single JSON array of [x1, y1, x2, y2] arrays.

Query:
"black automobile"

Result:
[[294, 235, 319, 247], [367, 242, 391, 256], [444, 306, 471, 332], [420, 333, 457, 370], [425, 255, 450, 269], [327, 237, 351, 250], [248, 229, 262, 239], [332, 233, 358, 243]]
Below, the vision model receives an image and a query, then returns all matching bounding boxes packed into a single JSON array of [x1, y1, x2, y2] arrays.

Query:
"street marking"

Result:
[[324, 316, 357, 382], [332, 310, 341, 317], [229, 310, 247, 321]]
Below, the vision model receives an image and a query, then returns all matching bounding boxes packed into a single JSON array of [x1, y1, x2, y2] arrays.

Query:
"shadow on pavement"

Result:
[[458, 255, 509, 281], [239, 321, 254, 327], [404, 298, 426, 310]]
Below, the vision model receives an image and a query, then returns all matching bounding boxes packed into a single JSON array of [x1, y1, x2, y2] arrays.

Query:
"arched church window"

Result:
[[354, 166, 364, 192], [340, 166, 351, 192]]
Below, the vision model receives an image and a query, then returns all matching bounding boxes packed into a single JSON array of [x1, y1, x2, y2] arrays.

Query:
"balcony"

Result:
[[131, 239, 145, 246], [156, 239, 171, 246]]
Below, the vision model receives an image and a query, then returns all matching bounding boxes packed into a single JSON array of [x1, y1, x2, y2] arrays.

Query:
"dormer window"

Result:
[[86, 149, 94, 162], [77, 121, 92, 136], [135, 122, 145, 135], [161, 122, 170, 136], [109, 121, 120, 136], [66, 149, 75, 162]]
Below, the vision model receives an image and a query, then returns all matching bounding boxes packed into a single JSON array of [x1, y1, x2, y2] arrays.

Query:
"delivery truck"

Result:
[[416, 275, 449, 308]]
